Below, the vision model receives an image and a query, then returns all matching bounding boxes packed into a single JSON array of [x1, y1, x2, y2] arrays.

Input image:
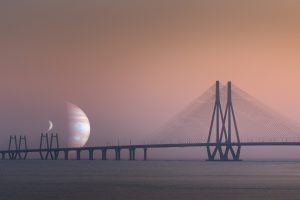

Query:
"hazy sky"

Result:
[[1, 1, 300, 157]]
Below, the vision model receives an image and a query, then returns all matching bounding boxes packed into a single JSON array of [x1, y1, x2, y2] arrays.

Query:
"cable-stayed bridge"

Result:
[[153, 82, 300, 144], [1, 81, 300, 161]]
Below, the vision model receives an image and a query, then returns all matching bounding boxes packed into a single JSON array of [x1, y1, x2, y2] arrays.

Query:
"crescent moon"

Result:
[[67, 102, 91, 147], [47, 120, 53, 132]]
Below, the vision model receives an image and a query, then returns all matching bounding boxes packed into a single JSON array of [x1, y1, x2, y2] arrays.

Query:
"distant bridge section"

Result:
[[1, 81, 300, 161], [1, 141, 300, 161]]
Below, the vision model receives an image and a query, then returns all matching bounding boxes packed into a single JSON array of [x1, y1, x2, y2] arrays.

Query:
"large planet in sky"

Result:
[[67, 102, 91, 147]]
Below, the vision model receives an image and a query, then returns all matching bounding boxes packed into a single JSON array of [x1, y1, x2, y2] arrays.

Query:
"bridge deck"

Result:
[[2, 142, 300, 153]]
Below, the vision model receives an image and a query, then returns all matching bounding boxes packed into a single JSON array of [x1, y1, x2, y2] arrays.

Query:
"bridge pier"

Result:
[[224, 145, 241, 161], [25, 152, 28, 160], [9, 151, 17, 160], [53, 150, 59, 160], [19, 151, 28, 160], [48, 151, 54, 160], [64, 150, 69, 160], [40, 152, 46, 160], [40, 150, 50, 160], [143, 148, 147, 161], [1, 152, 6, 160], [102, 149, 107, 160], [129, 148, 135, 160], [89, 149, 94, 160], [207, 145, 241, 161], [129, 149, 131, 160], [76, 150, 81, 160], [115, 148, 121, 160]]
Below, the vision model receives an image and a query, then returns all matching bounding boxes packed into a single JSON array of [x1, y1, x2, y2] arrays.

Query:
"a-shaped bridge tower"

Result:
[[207, 81, 241, 161]]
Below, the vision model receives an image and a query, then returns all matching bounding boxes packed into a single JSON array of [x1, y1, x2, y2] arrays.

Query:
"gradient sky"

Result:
[[1, 1, 300, 158]]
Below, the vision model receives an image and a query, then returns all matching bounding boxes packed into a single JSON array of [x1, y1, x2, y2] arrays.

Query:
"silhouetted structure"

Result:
[[8, 135, 18, 159], [39, 133, 50, 160], [50, 133, 59, 160], [39, 133, 60, 160], [2, 81, 300, 161], [6, 135, 28, 160], [18, 136, 28, 159], [207, 81, 241, 161]]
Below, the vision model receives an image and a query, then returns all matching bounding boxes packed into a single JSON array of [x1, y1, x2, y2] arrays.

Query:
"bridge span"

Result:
[[2, 81, 300, 161], [1, 141, 300, 161]]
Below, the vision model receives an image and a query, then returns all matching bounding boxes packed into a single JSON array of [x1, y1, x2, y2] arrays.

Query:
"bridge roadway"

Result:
[[1, 141, 300, 160]]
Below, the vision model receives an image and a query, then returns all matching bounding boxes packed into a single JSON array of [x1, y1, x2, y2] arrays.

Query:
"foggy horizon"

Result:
[[3, 2, 300, 200], [1, 81, 300, 160], [1, 1, 300, 159]]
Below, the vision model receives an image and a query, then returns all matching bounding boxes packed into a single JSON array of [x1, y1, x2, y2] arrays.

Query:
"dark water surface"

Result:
[[1, 160, 300, 200]]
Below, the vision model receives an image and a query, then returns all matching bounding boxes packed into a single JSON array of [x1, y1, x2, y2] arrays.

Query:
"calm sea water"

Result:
[[1, 160, 300, 200]]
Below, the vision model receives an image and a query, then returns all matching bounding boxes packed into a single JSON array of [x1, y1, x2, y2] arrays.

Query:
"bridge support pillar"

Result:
[[224, 145, 241, 161], [133, 149, 135, 160], [64, 150, 69, 160], [21, 152, 28, 160], [143, 148, 147, 161], [129, 148, 135, 160], [102, 149, 107, 160], [76, 150, 81, 160], [115, 149, 121, 160], [89, 149, 94, 160], [1, 152, 5, 160], [54, 150, 59, 160]]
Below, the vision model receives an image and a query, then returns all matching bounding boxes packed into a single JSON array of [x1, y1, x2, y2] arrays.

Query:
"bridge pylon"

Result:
[[39, 133, 60, 160], [18, 136, 28, 159], [39, 133, 50, 160], [50, 133, 59, 160], [206, 81, 241, 161], [8, 135, 18, 160]]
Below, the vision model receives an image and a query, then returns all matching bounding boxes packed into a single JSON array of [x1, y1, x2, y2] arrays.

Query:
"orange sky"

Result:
[[1, 1, 300, 157]]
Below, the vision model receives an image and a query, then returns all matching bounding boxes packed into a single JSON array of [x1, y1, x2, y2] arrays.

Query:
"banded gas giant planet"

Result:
[[67, 102, 91, 147]]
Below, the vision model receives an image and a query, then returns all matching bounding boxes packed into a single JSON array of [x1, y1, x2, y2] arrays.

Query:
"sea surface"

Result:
[[1, 160, 300, 200]]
